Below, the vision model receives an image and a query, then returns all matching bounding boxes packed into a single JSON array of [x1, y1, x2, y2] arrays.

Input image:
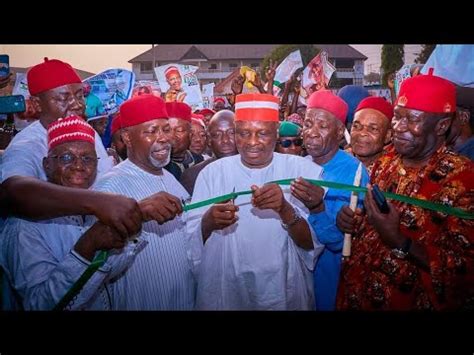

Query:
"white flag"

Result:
[[273, 50, 304, 87]]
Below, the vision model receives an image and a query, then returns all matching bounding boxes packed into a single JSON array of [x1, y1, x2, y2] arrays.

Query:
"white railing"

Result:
[[336, 68, 355, 72]]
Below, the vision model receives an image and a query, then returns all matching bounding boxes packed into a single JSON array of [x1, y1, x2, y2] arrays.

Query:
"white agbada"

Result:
[[187, 152, 325, 310]]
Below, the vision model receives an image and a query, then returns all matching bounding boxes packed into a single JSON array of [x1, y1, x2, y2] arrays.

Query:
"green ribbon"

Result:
[[183, 178, 474, 220], [54, 177, 472, 310], [53, 250, 108, 311]]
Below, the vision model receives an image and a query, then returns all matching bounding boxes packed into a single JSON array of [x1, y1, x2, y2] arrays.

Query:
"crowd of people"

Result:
[[0, 52, 472, 311]]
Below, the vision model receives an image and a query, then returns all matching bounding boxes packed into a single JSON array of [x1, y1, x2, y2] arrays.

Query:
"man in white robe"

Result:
[[187, 93, 326, 310], [0, 116, 138, 310], [92, 94, 196, 310]]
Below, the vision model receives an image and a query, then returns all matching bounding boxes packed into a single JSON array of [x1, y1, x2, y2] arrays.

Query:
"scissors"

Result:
[[181, 197, 188, 212]]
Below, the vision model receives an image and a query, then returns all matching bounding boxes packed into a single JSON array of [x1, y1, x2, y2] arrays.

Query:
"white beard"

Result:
[[149, 150, 171, 168]]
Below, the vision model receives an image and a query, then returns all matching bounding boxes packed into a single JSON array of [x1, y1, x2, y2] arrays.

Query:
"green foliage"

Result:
[[381, 45, 404, 87]]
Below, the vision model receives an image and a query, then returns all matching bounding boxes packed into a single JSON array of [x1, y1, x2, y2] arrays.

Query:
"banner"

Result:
[[421, 45, 474, 88], [201, 83, 215, 109], [273, 50, 304, 87], [394, 64, 412, 97], [12, 72, 39, 130], [132, 80, 161, 97], [155, 63, 203, 111], [302, 51, 336, 94], [83, 68, 135, 116]]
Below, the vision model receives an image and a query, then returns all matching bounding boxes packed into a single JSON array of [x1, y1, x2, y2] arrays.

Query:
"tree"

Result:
[[381, 45, 404, 87], [415, 44, 436, 64], [260, 45, 320, 80]]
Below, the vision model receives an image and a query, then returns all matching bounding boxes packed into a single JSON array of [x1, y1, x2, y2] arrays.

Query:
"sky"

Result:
[[0, 44, 422, 75], [351, 44, 422, 73]]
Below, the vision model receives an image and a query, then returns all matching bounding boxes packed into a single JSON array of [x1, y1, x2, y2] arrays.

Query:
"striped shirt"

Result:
[[93, 159, 196, 310]]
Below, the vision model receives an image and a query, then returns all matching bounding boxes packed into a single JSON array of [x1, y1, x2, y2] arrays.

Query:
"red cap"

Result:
[[199, 108, 215, 117], [110, 113, 122, 136], [395, 68, 456, 114], [235, 93, 279, 122], [165, 66, 180, 79], [120, 94, 169, 128], [307, 90, 348, 124], [355, 96, 394, 121], [214, 97, 225, 105], [165, 102, 192, 122], [27, 58, 82, 96], [47, 115, 95, 151], [191, 113, 206, 128]]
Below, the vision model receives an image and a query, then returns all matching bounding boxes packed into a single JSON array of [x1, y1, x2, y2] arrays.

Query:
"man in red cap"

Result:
[[1, 116, 138, 310], [347, 96, 394, 173], [180, 109, 238, 195], [337, 69, 474, 310], [109, 112, 127, 162], [164, 66, 186, 103], [187, 93, 325, 310], [92, 94, 195, 310], [189, 113, 209, 159], [164, 101, 203, 181], [301, 90, 370, 310], [213, 97, 226, 112], [1, 58, 142, 240], [198, 108, 215, 126]]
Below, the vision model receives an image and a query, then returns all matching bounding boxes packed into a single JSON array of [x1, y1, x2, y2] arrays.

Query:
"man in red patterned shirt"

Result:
[[336, 69, 474, 310]]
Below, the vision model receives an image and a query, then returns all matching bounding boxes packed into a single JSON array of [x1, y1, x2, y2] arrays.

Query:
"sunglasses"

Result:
[[278, 138, 303, 148]]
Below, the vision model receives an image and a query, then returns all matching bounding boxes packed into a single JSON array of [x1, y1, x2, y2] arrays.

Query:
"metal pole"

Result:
[[152, 44, 156, 80]]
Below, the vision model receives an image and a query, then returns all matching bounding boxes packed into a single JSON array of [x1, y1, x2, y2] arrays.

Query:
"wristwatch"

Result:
[[281, 208, 302, 230], [391, 238, 412, 259]]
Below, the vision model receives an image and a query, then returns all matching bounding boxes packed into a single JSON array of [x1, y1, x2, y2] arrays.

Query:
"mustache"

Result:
[[150, 142, 171, 152]]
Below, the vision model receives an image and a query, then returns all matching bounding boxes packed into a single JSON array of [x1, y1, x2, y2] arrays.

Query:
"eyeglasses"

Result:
[[49, 153, 99, 167], [278, 138, 303, 148]]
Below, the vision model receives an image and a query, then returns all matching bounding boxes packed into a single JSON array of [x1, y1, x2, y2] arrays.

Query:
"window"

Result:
[[251, 63, 260, 68], [209, 63, 217, 70], [140, 62, 153, 72], [229, 63, 238, 68], [334, 59, 355, 69]]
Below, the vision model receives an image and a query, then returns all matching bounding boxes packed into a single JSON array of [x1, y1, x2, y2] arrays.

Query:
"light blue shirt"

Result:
[[0, 215, 144, 310], [307, 150, 369, 311], [93, 159, 196, 310]]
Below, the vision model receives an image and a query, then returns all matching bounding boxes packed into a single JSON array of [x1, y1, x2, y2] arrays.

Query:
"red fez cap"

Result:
[[110, 113, 122, 136], [395, 68, 456, 114], [47, 115, 95, 151], [165, 102, 192, 122], [165, 66, 180, 79], [355, 96, 394, 121], [307, 90, 348, 124], [199, 108, 215, 117], [120, 94, 168, 128], [27, 58, 82, 96], [191, 113, 206, 128], [235, 93, 279, 122], [214, 97, 225, 105]]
